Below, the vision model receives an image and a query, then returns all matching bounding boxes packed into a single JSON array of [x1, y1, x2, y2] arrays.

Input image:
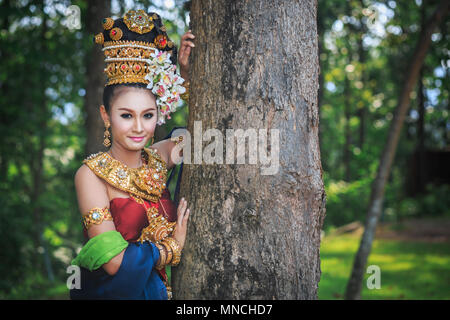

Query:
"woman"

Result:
[[69, 9, 194, 300]]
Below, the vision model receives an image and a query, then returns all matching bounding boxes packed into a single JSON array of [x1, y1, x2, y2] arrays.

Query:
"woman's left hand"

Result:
[[172, 197, 190, 250], [178, 30, 195, 80]]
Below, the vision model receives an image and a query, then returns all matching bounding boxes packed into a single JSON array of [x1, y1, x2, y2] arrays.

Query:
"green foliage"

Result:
[[394, 184, 450, 219], [0, 270, 68, 300], [324, 173, 450, 230], [0, 0, 448, 298], [323, 175, 373, 230], [319, 0, 449, 231], [419, 185, 450, 216], [0, 0, 189, 298]]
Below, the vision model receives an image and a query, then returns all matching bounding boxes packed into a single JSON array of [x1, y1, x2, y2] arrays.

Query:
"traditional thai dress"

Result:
[[70, 128, 184, 300]]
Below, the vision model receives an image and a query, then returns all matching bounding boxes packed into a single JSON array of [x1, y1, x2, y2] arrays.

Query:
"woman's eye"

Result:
[[144, 113, 154, 119], [121, 113, 132, 119]]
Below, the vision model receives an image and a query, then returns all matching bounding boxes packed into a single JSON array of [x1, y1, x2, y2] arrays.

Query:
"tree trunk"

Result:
[[417, 1, 427, 194], [357, 0, 368, 149], [343, 0, 353, 182], [0, 0, 11, 181], [417, 68, 426, 193], [343, 55, 352, 182], [317, 18, 325, 154], [172, 0, 326, 299], [84, 0, 110, 155], [344, 0, 449, 300], [29, 1, 55, 282]]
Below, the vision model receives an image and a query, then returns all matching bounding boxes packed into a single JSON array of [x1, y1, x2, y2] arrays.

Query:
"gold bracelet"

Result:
[[163, 237, 182, 266], [155, 243, 166, 270], [180, 81, 189, 102], [170, 135, 184, 146], [161, 240, 173, 265], [82, 207, 113, 230]]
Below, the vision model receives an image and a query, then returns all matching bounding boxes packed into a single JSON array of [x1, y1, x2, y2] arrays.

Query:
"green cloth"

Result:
[[71, 230, 129, 271]]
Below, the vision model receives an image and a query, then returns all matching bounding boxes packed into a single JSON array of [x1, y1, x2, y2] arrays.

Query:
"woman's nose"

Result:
[[134, 117, 144, 132]]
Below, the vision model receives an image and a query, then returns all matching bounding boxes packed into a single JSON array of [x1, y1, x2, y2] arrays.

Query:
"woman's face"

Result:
[[106, 87, 157, 151]]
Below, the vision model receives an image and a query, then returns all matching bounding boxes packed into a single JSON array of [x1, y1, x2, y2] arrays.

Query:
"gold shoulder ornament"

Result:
[[83, 147, 167, 203]]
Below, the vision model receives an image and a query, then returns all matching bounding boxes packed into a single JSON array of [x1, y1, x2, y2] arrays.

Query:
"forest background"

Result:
[[0, 0, 448, 299]]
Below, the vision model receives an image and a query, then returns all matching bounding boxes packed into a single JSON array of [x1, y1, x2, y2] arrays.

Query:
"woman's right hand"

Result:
[[172, 197, 190, 250], [178, 30, 195, 81]]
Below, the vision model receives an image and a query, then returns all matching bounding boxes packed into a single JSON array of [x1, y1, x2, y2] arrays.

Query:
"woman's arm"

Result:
[[74, 164, 126, 276], [151, 137, 184, 171]]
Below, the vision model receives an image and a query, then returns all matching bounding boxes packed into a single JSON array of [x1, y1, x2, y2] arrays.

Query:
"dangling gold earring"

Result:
[[150, 136, 154, 146], [103, 122, 111, 147]]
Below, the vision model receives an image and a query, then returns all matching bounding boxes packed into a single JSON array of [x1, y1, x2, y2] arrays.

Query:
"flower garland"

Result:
[[144, 49, 186, 125]]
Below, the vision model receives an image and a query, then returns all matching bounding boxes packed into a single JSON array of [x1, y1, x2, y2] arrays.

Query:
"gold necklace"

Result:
[[84, 148, 168, 202]]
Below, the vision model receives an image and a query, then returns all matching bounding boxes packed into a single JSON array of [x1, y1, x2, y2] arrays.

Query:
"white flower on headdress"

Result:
[[150, 50, 172, 66], [144, 48, 186, 125]]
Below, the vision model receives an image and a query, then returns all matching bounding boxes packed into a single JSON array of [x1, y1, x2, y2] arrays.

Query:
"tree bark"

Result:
[[172, 0, 326, 299], [317, 14, 325, 154], [84, 0, 110, 156], [344, 0, 449, 300]]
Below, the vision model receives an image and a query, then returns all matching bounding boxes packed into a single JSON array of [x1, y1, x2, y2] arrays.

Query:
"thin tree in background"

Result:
[[345, 0, 449, 300], [343, 0, 354, 182], [84, 0, 111, 155]]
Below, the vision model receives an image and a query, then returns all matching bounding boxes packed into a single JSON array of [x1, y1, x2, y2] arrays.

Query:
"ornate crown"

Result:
[[94, 10, 187, 125]]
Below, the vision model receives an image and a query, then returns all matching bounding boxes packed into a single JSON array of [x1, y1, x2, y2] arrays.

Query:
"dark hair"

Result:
[[98, 12, 178, 66], [102, 83, 150, 113]]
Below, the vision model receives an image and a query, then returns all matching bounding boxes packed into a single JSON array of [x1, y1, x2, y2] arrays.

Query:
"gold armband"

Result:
[[162, 237, 182, 266], [82, 207, 113, 230], [180, 81, 189, 102]]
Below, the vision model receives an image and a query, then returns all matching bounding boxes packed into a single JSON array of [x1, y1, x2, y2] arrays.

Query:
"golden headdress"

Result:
[[94, 10, 187, 125]]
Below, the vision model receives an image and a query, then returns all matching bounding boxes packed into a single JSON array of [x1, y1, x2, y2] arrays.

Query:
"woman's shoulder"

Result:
[[74, 162, 105, 191], [75, 163, 92, 180], [74, 164, 111, 214], [74, 162, 109, 208], [74, 164, 94, 186], [74, 151, 105, 180]]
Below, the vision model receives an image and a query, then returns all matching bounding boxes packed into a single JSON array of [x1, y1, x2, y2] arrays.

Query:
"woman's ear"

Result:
[[99, 105, 110, 125]]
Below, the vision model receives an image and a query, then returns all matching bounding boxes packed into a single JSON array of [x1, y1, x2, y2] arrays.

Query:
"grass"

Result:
[[318, 233, 450, 299]]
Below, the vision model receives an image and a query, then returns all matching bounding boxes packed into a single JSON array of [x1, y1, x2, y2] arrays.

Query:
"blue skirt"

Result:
[[70, 242, 168, 300]]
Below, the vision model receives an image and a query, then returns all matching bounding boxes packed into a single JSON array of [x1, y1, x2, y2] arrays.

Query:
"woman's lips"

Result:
[[129, 136, 145, 142]]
